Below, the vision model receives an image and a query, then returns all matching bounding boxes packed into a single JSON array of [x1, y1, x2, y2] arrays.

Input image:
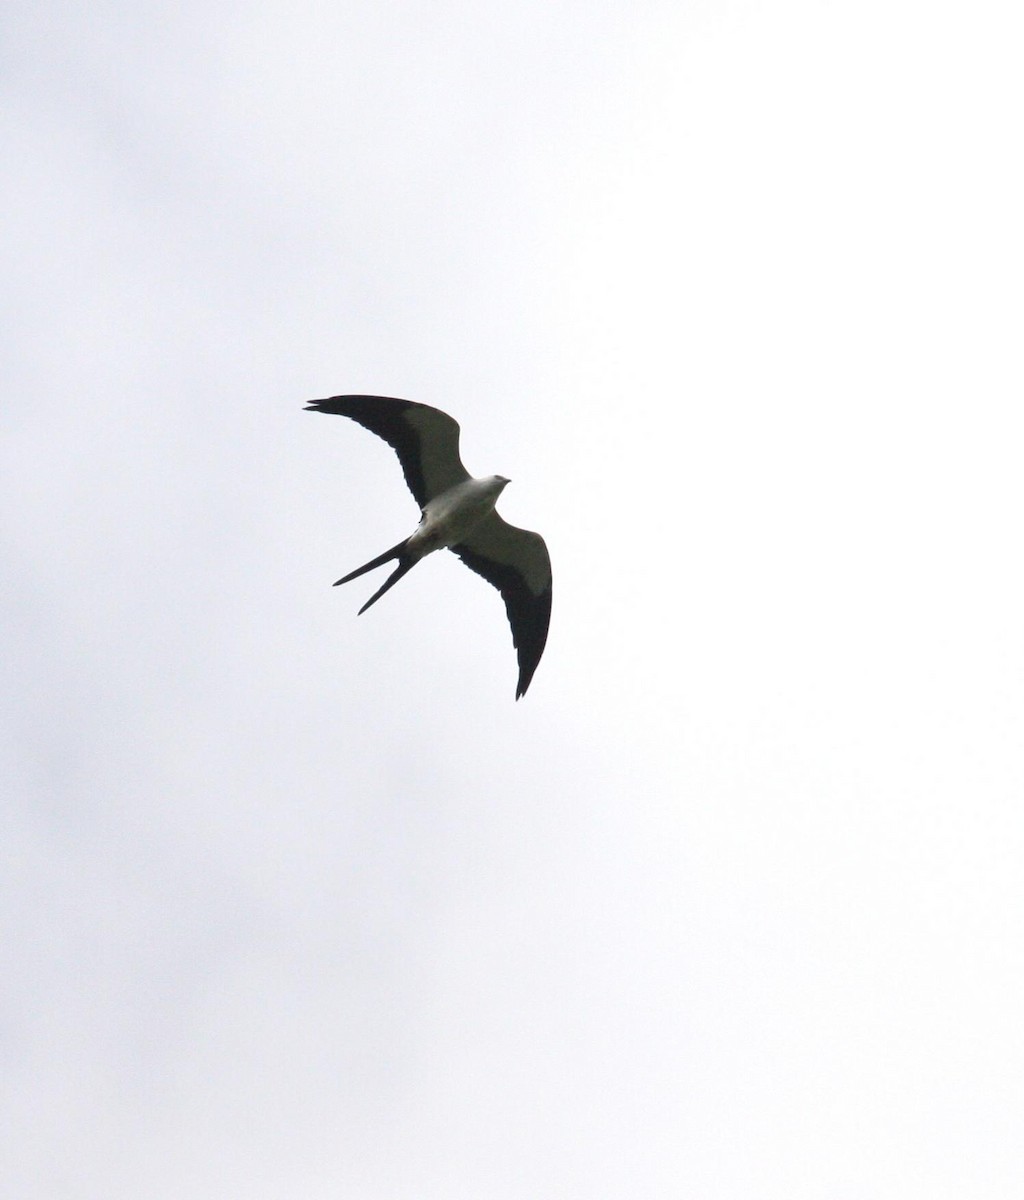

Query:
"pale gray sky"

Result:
[[3, 1, 1023, 1196]]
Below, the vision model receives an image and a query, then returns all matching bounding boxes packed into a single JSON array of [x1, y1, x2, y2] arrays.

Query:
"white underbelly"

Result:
[[407, 477, 501, 557]]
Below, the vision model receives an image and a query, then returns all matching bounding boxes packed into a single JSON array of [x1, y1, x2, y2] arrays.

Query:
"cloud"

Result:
[[3, 1, 1023, 1195]]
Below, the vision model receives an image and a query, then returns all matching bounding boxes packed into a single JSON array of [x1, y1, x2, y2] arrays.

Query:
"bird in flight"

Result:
[[306, 395, 552, 699]]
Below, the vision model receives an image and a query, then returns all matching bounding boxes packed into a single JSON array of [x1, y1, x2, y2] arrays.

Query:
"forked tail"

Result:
[[333, 539, 417, 614]]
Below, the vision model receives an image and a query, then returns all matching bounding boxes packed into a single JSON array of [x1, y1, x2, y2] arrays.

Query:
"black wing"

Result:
[[452, 514, 552, 699], [306, 395, 469, 507]]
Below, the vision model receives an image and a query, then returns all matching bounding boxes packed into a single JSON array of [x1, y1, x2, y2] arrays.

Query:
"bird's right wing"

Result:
[[452, 513, 552, 699], [306, 395, 469, 507]]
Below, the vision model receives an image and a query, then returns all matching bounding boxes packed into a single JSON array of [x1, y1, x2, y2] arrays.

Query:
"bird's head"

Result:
[[471, 475, 510, 505]]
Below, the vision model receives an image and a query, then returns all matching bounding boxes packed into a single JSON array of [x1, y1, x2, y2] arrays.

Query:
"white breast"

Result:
[[407, 476, 509, 557]]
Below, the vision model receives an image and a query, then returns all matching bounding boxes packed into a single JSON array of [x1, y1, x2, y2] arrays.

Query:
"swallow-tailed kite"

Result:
[[307, 395, 552, 699]]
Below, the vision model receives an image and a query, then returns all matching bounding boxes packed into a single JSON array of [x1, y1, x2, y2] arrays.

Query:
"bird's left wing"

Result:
[[305, 395, 469, 507], [451, 513, 552, 699]]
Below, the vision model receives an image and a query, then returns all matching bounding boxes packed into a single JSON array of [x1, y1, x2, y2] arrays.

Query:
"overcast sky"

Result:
[[3, 1, 1023, 1196]]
